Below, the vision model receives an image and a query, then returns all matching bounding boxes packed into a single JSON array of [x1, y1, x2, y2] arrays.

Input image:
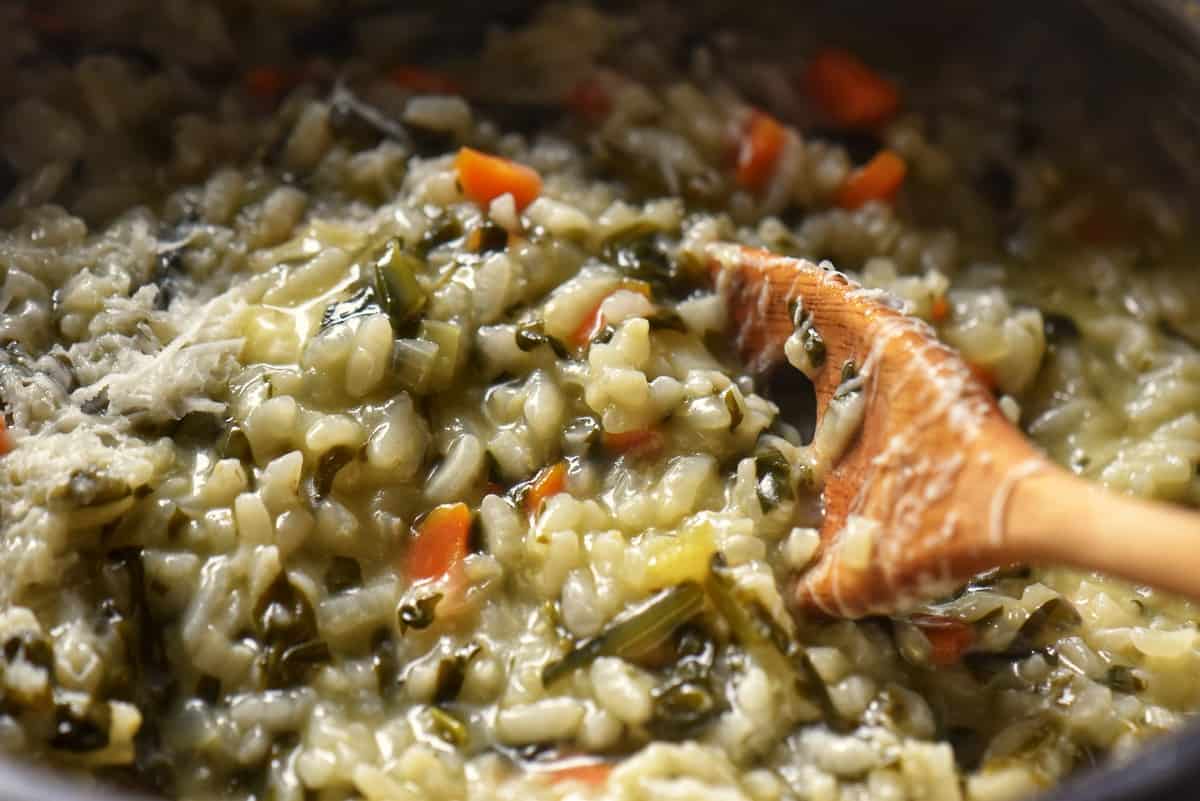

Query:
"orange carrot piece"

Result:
[[455, 147, 542, 212], [930, 296, 950, 322], [804, 48, 900, 129], [244, 67, 294, 101], [543, 761, 613, 786], [735, 110, 788, 192], [836, 150, 907, 210], [406, 503, 472, 583], [0, 419, 11, 456], [389, 66, 463, 95], [910, 614, 977, 666], [570, 281, 654, 348], [967, 362, 997, 391], [601, 428, 664, 458], [524, 461, 568, 517]]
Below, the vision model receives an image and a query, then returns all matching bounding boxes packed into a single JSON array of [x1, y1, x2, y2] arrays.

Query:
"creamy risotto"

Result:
[[1, 4, 1199, 801]]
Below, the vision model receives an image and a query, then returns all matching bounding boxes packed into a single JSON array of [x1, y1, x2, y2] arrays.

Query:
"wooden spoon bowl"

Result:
[[710, 243, 1200, 618]]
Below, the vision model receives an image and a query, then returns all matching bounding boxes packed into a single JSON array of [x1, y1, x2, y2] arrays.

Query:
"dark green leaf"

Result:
[[542, 582, 705, 687], [371, 239, 428, 333], [321, 285, 382, 332], [324, 556, 362, 594], [51, 702, 111, 752], [313, 446, 356, 500], [399, 593, 443, 633]]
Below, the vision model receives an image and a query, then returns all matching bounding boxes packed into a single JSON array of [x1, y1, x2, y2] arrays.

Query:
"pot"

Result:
[[2, 1, 1199, 799]]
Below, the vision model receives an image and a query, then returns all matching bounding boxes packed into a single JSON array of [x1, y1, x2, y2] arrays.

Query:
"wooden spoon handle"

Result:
[[1004, 468, 1200, 601]]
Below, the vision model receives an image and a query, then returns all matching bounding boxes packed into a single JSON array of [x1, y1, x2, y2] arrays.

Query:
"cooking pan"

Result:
[[2, 0, 1199, 799]]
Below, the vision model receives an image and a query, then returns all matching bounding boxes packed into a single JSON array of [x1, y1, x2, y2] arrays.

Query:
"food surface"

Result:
[[2, 4, 1200, 801]]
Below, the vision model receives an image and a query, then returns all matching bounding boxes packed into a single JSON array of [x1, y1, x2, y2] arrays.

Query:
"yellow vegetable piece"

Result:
[[641, 521, 717, 591]]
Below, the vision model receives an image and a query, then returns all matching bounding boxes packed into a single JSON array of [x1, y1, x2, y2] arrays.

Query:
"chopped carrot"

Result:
[[455, 147, 542, 212], [804, 48, 900, 129], [567, 77, 613, 121], [735, 110, 789, 192], [524, 461, 568, 517], [835, 150, 907, 210], [967, 362, 997, 391], [570, 281, 654, 348], [406, 503, 472, 583], [930, 296, 950, 322], [0, 419, 11, 456], [245, 67, 294, 101], [602, 428, 664, 458], [910, 614, 976, 666], [389, 66, 463, 95], [542, 761, 613, 786]]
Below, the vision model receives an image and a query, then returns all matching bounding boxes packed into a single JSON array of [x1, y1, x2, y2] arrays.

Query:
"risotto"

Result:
[[1, 4, 1199, 801]]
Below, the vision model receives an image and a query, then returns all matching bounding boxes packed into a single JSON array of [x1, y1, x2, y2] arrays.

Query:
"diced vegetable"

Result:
[[967, 362, 997, 391], [1010, 598, 1081, 652], [515, 321, 569, 358], [245, 66, 294, 101], [571, 280, 654, 348], [371, 239, 428, 332], [601, 428, 664, 458], [735, 110, 788, 192], [835, 150, 907, 209], [542, 582, 705, 686], [0, 418, 11, 456], [704, 556, 842, 727], [389, 66, 463, 95], [406, 503, 472, 583], [419, 319, 463, 391], [523, 461, 568, 517], [427, 706, 470, 747], [909, 614, 976, 666], [398, 593, 443, 632], [642, 522, 717, 590], [931, 295, 950, 322], [313, 446, 355, 500], [804, 48, 900, 129], [392, 338, 440, 394], [543, 760, 613, 785], [755, 447, 794, 514], [466, 221, 509, 253], [455, 147, 542, 211]]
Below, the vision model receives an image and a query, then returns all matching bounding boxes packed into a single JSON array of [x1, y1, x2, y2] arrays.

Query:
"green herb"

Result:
[[321, 285, 382, 332], [218, 425, 253, 462], [705, 555, 843, 729], [53, 470, 132, 509], [419, 319, 464, 390], [801, 326, 826, 368], [254, 573, 325, 689], [417, 214, 465, 257], [514, 321, 569, 358], [432, 644, 481, 704], [542, 582, 705, 687], [372, 628, 399, 694], [754, 447, 794, 514], [50, 702, 111, 752], [647, 310, 688, 333], [472, 221, 509, 253], [313, 446, 356, 500], [648, 681, 720, 739], [399, 593, 443, 633], [324, 556, 362, 594], [590, 324, 616, 346], [1011, 598, 1081, 651], [1102, 664, 1146, 694], [392, 338, 439, 394], [722, 387, 743, 431], [371, 238, 428, 333], [427, 707, 470, 748]]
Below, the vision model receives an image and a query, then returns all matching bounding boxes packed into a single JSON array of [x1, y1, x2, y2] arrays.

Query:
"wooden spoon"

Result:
[[709, 243, 1200, 618]]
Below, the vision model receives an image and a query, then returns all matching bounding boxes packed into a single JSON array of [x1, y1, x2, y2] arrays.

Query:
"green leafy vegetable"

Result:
[[321, 285, 382, 332], [542, 582, 705, 687], [398, 593, 443, 633], [754, 447, 794, 514], [313, 446, 356, 500], [371, 238, 428, 332]]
